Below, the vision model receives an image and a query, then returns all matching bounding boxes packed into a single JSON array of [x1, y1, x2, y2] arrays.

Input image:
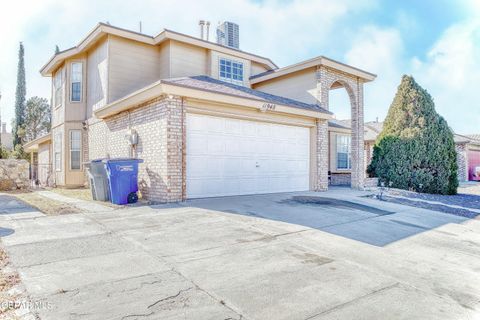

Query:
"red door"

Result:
[[468, 149, 480, 181]]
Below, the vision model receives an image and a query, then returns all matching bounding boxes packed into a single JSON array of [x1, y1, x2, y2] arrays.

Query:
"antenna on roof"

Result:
[[139, 21, 142, 33], [199, 20, 205, 40], [205, 21, 210, 41]]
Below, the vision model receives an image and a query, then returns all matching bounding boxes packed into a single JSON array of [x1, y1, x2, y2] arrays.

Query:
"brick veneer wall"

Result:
[[316, 119, 329, 190], [455, 143, 468, 182], [316, 65, 365, 190], [87, 95, 184, 202]]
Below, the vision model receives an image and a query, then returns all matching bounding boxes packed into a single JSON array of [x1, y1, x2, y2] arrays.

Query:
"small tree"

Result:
[[0, 145, 10, 159], [11, 144, 29, 160], [13, 42, 26, 148], [23, 96, 51, 142], [367, 75, 458, 195]]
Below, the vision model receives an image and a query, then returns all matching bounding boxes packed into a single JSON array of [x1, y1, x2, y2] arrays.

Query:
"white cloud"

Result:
[[330, 26, 404, 122], [411, 4, 480, 134], [0, 0, 376, 131], [2, 0, 478, 137]]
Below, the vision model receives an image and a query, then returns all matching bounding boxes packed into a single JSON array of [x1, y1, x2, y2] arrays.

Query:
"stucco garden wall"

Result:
[[0, 159, 30, 190]]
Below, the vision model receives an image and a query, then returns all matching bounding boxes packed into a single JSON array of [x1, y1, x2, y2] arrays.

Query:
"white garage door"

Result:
[[186, 113, 310, 198]]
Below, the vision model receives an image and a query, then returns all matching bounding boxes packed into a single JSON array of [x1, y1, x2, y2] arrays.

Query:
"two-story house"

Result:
[[24, 22, 375, 202]]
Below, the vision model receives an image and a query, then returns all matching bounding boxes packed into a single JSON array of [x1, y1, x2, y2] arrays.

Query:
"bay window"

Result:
[[54, 133, 62, 171], [70, 130, 81, 170], [70, 62, 82, 102], [54, 69, 63, 107]]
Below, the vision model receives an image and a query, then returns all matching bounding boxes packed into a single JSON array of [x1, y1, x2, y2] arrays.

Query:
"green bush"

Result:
[[11, 144, 29, 160], [0, 146, 10, 159], [367, 75, 458, 195]]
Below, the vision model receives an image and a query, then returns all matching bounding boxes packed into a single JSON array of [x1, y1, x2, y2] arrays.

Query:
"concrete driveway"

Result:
[[1, 189, 479, 319]]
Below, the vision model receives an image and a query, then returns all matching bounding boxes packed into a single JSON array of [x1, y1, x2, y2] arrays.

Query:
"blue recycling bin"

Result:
[[103, 158, 144, 205]]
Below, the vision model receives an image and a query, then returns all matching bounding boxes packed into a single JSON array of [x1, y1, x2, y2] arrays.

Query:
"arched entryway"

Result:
[[317, 65, 365, 190]]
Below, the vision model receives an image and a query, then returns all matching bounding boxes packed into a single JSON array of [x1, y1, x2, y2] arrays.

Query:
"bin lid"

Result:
[[90, 158, 109, 163], [102, 158, 144, 164]]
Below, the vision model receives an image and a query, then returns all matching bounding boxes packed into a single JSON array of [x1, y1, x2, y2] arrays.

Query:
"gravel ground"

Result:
[[376, 195, 479, 219], [388, 188, 480, 210]]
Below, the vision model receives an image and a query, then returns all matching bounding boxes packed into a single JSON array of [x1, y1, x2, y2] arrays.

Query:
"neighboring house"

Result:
[[28, 22, 376, 201], [330, 119, 480, 184], [1, 122, 13, 151], [455, 134, 480, 181], [24, 133, 53, 186]]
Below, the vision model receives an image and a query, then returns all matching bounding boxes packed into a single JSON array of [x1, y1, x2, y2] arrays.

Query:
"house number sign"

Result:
[[261, 103, 276, 112]]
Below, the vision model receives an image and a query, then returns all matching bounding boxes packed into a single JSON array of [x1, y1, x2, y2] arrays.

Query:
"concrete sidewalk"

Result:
[[1, 190, 479, 319]]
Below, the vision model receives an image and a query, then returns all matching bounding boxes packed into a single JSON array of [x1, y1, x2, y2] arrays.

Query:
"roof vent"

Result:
[[198, 20, 210, 41], [216, 21, 239, 49]]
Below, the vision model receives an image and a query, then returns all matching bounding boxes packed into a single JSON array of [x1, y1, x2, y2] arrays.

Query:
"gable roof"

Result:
[[40, 23, 277, 76], [250, 56, 377, 84], [95, 76, 333, 119], [465, 134, 480, 143], [163, 76, 331, 114], [23, 133, 52, 152]]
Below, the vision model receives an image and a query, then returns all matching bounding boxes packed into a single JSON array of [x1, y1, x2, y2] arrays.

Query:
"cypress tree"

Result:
[[367, 75, 458, 195], [13, 42, 26, 147]]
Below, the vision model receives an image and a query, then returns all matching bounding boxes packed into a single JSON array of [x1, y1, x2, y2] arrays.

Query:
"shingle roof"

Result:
[[328, 119, 351, 129], [364, 121, 384, 133], [466, 134, 480, 143], [453, 134, 471, 144], [162, 76, 331, 114]]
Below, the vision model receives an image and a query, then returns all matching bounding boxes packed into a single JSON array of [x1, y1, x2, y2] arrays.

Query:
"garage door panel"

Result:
[[186, 114, 310, 198]]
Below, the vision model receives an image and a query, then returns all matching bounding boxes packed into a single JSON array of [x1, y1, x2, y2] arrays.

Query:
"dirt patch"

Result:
[[0, 245, 23, 319], [48, 188, 123, 209], [7, 190, 81, 215], [281, 196, 395, 216]]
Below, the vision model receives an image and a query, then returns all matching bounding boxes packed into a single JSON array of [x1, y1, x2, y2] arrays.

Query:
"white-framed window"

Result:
[[70, 130, 81, 170], [54, 69, 63, 107], [219, 58, 243, 84], [54, 133, 62, 171], [70, 62, 82, 102], [336, 135, 351, 170]]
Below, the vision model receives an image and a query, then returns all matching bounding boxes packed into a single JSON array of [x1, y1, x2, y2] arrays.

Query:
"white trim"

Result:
[[40, 23, 277, 76], [218, 57, 244, 85], [250, 56, 376, 84]]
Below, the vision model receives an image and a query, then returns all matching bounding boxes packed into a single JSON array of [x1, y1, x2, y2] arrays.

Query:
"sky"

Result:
[[0, 0, 479, 134]]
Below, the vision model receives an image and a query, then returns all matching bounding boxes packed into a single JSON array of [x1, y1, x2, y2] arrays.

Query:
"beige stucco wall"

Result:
[[158, 41, 171, 79], [38, 141, 52, 186], [108, 35, 160, 102], [63, 55, 88, 122], [252, 68, 318, 104], [251, 61, 270, 77], [169, 40, 208, 78], [87, 38, 109, 117]]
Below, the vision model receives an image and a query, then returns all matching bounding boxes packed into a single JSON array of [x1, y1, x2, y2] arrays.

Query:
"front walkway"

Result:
[[0, 190, 479, 319]]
